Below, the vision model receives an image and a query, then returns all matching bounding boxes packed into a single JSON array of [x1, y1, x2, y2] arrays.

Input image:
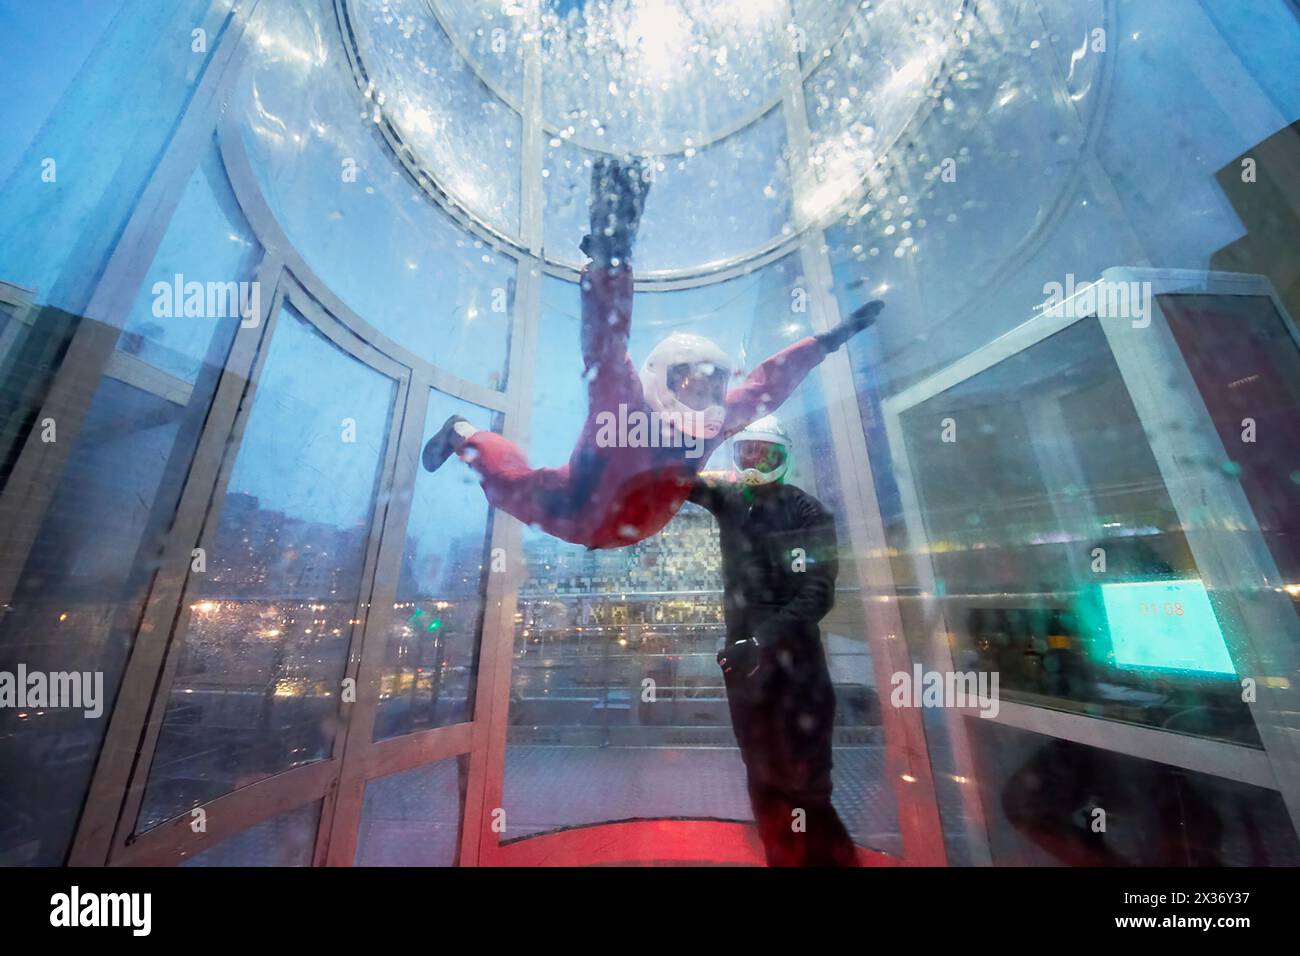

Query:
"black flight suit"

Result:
[[689, 476, 858, 867]]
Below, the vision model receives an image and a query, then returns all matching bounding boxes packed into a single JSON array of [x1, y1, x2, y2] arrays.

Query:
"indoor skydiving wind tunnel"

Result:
[[0, 0, 1298, 869]]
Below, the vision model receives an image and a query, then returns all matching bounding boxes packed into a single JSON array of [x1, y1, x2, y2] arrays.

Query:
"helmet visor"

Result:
[[667, 362, 729, 411], [734, 440, 787, 474]]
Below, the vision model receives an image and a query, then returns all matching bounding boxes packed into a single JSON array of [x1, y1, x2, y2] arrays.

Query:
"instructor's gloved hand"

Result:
[[717, 636, 764, 679], [817, 299, 884, 352]]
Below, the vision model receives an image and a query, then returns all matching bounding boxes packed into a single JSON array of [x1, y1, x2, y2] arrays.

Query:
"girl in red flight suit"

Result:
[[421, 159, 881, 549]]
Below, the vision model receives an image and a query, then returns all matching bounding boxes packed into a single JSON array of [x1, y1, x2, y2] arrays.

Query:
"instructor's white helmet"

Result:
[[639, 332, 731, 439], [733, 415, 792, 486]]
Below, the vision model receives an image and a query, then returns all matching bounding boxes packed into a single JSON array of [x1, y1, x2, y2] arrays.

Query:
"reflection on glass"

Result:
[[356, 758, 465, 865], [139, 306, 395, 830], [0, 142, 256, 866], [116, 143, 260, 383], [973, 720, 1300, 865], [896, 317, 1259, 743], [790, 0, 858, 72], [180, 801, 321, 867], [812, 9, 1085, 355], [801, 0, 968, 221], [374, 390, 496, 740], [0, 0, 239, 307], [1159, 293, 1300, 583]]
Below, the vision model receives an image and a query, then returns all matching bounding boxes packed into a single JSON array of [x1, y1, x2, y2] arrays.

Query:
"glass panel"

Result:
[[790, 0, 857, 71], [0, 0, 238, 311], [355, 758, 466, 866], [116, 142, 260, 383], [821, 1, 1300, 861], [0, 0, 123, 183], [808, 4, 1081, 298], [374, 390, 496, 740], [139, 305, 396, 831], [758, 355, 903, 855], [1159, 293, 1300, 583], [969, 721, 1300, 866], [0, 141, 256, 866], [180, 801, 321, 867], [800, 0, 969, 221], [350, 0, 522, 235], [543, 107, 793, 272], [504, 275, 738, 838], [895, 317, 1259, 744], [432, 0, 528, 105], [237, 0, 515, 388], [503, 259, 899, 854], [1095, 0, 1299, 268], [538, 0, 787, 154], [1032, 0, 1105, 102]]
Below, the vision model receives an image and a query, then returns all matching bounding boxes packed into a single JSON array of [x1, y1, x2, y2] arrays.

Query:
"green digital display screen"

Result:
[[1100, 579, 1236, 676]]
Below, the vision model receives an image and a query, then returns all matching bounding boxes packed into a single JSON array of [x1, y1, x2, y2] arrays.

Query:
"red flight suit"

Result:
[[459, 264, 831, 549]]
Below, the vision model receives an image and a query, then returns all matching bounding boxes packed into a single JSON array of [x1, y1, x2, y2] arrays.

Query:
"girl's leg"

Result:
[[423, 415, 570, 530]]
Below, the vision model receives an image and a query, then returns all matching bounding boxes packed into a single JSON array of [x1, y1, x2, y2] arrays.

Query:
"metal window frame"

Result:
[[880, 268, 1300, 849], [0, 281, 38, 366]]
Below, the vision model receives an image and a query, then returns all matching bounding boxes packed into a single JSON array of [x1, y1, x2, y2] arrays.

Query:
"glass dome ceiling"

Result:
[[340, 0, 973, 277]]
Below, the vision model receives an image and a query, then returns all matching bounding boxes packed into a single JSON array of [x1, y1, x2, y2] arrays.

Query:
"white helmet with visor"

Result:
[[639, 332, 731, 439]]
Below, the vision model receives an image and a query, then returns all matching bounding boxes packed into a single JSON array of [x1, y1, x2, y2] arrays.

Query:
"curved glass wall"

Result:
[[822, 0, 1300, 865], [0, 0, 1297, 869], [348, 0, 523, 235], [429, 0, 528, 106], [536, 0, 787, 154], [239, 0, 517, 388], [140, 302, 397, 831], [0, 135, 257, 864]]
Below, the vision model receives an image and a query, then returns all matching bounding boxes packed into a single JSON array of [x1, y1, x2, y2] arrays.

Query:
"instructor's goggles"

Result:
[[734, 440, 788, 474]]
